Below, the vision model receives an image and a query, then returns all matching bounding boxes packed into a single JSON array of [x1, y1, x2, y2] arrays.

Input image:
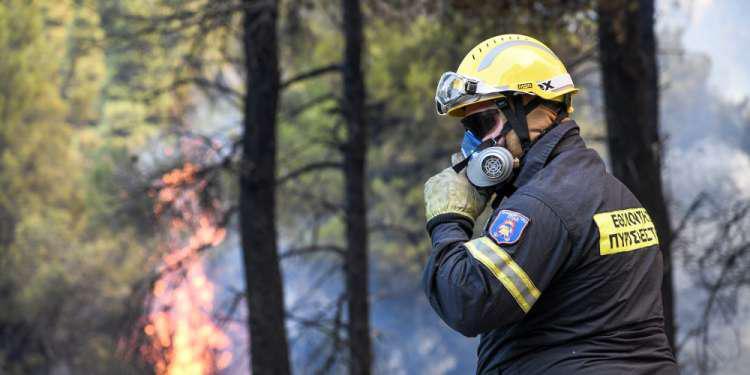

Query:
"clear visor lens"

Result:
[[434, 72, 503, 115], [436, 72, 466, 107]]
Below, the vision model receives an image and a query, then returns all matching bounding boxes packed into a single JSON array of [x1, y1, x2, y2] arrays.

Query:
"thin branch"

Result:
[[280, 245, 345, 258], [673, 192, 708, 240], [282, 93, 337, 119], [277, 161, 343, 185], [314, 294, 346, 375], [284, 188, 345, 214], [215, 288, 245, 328], [114, 2, 252, 39], [675, 197, 750, 370], [568, 43, 599, 72], [286, 261, 342, 315], [370, 222, 423, 245], [145, 76, 243, 105], [281, 64, 342, 90]]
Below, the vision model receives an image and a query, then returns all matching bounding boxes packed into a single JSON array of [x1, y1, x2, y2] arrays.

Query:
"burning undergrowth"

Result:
[[138, 134, 236, 375]]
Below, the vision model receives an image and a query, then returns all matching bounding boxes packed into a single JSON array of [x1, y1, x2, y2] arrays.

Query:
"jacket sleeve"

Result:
[[422, 192, 570, 337]]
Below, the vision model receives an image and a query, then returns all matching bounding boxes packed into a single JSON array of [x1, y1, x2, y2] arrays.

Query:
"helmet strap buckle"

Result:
[[464, 79, 478, 95]]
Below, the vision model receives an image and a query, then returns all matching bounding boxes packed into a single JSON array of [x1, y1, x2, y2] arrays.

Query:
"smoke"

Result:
[[658, 6, 750, 372], [369, 256, 476, 374], [665, 140, 750, 204], [204, 235, 478, 374]]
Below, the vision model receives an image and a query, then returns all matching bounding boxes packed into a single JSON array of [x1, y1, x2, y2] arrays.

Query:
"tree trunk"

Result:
[[341, 0, 373, 373], [597, 0, 676, 350], [240, 0, 291, 373]]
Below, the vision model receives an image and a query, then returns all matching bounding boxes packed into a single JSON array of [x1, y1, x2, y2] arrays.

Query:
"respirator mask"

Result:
[[452, 108, 516, 190]]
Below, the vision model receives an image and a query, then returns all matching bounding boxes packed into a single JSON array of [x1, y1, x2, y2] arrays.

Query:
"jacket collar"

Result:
[[512, 120, 581, 188]]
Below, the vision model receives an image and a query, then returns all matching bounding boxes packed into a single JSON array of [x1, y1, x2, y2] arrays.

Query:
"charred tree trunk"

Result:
[[240, 0, 291, 373], [597, 0, 675, 350], [341, 0, 372, 373]]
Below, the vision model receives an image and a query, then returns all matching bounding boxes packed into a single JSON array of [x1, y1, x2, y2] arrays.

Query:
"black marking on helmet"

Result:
[[539, 80, 554, 90]]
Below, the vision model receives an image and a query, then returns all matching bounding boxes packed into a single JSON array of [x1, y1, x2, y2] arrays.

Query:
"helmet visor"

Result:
[[435, 72, 506, 115]]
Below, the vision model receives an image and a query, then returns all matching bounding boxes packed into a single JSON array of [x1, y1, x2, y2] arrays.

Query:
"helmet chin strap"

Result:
[[496, 94, 569, 154], [496, 95, 542, 153]]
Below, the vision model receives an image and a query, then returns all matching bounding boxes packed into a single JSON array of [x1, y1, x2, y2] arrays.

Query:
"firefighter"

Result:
[[423, 34, 679, 374]]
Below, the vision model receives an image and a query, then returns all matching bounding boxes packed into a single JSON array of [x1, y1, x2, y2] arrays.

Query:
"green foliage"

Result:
[[0, 1, 158, 372]]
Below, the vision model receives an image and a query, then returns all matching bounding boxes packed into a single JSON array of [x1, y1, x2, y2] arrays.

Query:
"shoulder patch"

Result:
[[488, 209, 530, 245]]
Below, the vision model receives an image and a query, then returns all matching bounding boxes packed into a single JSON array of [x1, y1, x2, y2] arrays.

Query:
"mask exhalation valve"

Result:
[[466, 146, 514, 188], [482, 155, 504, 179]]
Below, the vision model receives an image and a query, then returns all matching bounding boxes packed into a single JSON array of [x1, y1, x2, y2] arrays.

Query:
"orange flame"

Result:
[[144, 162, 232, 375]]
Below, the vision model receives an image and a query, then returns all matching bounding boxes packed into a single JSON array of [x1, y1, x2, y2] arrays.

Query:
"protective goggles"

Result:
[[435, 72, 506, 115]]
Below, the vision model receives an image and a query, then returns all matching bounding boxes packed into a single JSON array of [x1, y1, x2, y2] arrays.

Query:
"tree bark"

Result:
[[341, 0, 373, 373], [240, 0, 291, 373], [597, 0, 676, 350]]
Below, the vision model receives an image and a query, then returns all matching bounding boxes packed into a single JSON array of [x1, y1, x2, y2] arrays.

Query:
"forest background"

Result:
[[1, 0, 749, 374]]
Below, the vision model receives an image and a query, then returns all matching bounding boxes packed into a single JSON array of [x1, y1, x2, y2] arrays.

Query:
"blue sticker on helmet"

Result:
[[489, 210, 530, 245]]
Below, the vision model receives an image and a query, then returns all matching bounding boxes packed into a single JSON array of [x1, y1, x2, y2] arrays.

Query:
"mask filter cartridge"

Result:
[[466, 146, 514, 188]]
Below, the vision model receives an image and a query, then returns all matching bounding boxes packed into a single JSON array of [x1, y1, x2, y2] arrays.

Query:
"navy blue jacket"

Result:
[[423, 121, 678, 374]]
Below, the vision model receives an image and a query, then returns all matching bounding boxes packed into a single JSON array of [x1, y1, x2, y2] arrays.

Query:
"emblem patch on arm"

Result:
[[488, 210, 530, 245], [593, 207, 659, 255]]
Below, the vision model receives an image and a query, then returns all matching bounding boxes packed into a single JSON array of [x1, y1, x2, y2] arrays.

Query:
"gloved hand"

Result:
[[424, 161, 488, 232]]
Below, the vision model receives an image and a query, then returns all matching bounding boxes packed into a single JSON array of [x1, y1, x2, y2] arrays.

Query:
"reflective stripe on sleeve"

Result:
[[464, 236, 541, 313]]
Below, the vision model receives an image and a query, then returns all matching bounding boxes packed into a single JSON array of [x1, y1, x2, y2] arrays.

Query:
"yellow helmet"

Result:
[[435, 34, 578, 117]]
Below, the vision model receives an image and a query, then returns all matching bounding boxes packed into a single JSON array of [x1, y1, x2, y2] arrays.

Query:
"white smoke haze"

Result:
[[665, 141, 750, 204], [658, 1, 750, 369]]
